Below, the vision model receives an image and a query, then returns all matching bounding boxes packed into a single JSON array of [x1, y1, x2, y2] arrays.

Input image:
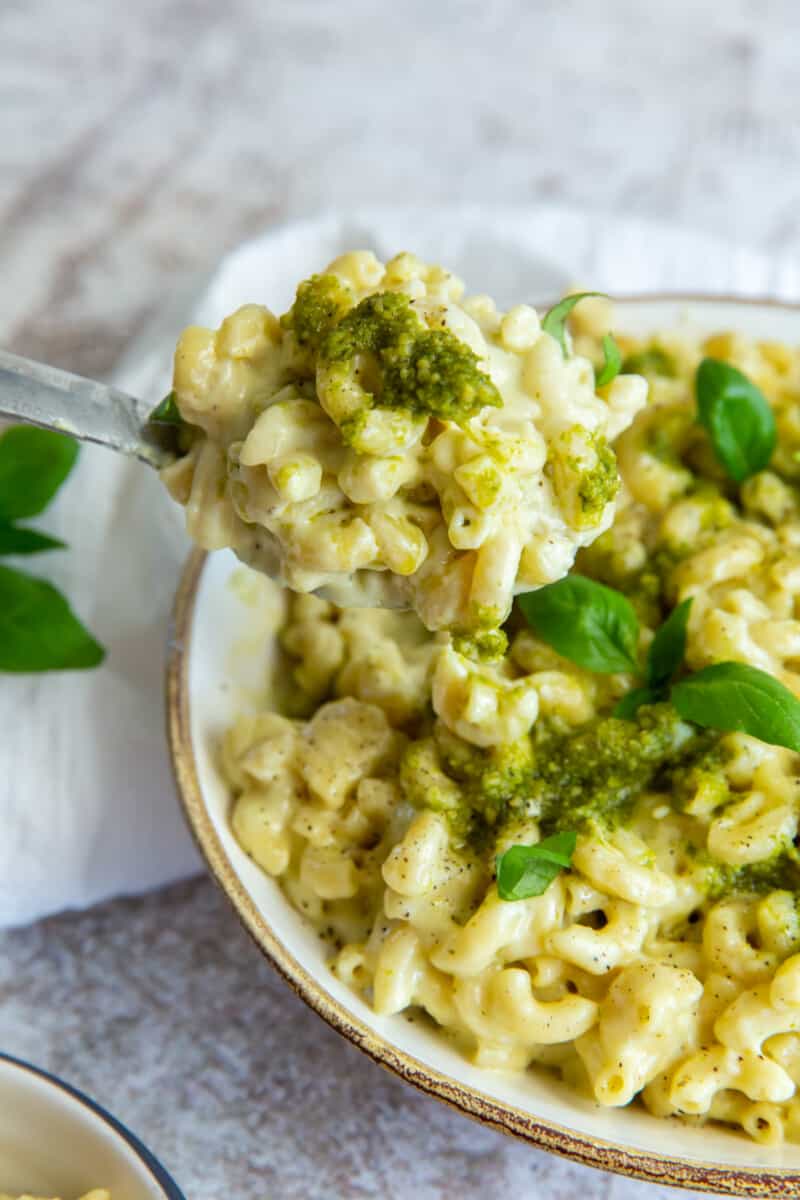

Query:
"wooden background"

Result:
[[2, 0, 800, 1195]]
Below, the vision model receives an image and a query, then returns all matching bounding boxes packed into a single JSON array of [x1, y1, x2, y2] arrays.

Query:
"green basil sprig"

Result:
[[149, 390, 183, 425], [497, 831, 577, 901], [0, 424, 78, 522], [542, 293, 602, 356], [0, 525, 65, 555], [541, 292, 622, 388], [519, 577, 800, 751], [696, 358, 776, 483], [595, 333, 622, 388], [646, 597, 692, 689], [0, 426, 104, 672], [518, 575, 639, 674], [0, 566, 104, 671], [611, 686, 658, 720], [672, 663, 800, 749], [612, 598, 692, 718]]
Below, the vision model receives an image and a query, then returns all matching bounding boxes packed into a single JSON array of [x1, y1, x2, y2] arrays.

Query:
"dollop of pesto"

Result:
[[320, 291, 502, 423], [401, 702, 716, 849], [281, 274, 354, 354], [399, 724, 534, 846], [576, 432, 619, 527], [451, 627, 508, 663], [435, 723, 534, 821], [533, 703, 709, 834]]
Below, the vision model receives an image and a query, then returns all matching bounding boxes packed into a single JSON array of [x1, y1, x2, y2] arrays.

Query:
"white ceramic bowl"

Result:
[[0, 1053, 184, 1199], [167, 297, 800, 1197]]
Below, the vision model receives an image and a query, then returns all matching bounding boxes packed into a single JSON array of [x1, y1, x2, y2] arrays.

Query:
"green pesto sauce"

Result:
[[401, 702, 716, 849], [532, 704, 711, 834], [281, 274, 354, 353], [645, 408, 694, 466], [621, 345, 676, 378], [669, 743, 731, 812], [576, 432, 619, 526], [701, 851, 800, 900], [451, 627, 508, 663], [435, 724, 535, 843], [320, 291, 502, 423], [470, 604, 506, 632]]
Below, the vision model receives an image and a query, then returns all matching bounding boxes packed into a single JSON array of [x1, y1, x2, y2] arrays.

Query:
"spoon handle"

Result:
[[0, 349, 177, 468]]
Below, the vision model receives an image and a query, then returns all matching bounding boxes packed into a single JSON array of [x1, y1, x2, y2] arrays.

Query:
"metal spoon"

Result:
[[0, 349, 413, 610], [0, 349, 179, 468]]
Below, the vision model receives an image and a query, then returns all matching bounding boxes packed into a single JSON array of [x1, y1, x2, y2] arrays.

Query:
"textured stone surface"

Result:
[[3, 0, 800, 1195], [4, 0, 800, 381]]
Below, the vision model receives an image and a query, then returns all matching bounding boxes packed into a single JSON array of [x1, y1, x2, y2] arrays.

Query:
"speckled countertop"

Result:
[[3, 1, 800, 1196]]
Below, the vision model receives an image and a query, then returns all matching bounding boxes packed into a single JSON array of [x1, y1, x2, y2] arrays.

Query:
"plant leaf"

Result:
[[518, 575, 640, 674], [613, 686, 663, 720], [671, 662, 800, 751], [595, 332, 622, 387], [0, 426, 78, 521], [0, 565, 104, 672], [541, 292, 604, 357], [696, 358, 776, 483], [646, 598, 692, 689], [148, 390, 183, 425], [0, 523, 66, 555], [497, 831, 577, 901]]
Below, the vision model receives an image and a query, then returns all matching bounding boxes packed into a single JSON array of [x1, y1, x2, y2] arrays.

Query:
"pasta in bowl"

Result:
[[168, 296, 800, 1196], [0, 1053, 184, 1200]]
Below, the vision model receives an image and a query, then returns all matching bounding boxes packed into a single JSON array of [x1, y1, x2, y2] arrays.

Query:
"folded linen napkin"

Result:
[[2, 204, 797, 928]]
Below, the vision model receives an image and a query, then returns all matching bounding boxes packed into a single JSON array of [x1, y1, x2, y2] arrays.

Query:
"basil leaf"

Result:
[[696, 358, 776, 483], [0, 427, 78, 521], [595, 333, 622, 388], [518, 576, 639, 674], [613, 686, 663, 720], [0, 565, 104, 672], [497, 831, 577, 902], [0, 523, 65, 555], [671, 662, 800, 751], [149, 390, 183, 425], [646, 598, 692, 689], [541, 292, 603, 357]]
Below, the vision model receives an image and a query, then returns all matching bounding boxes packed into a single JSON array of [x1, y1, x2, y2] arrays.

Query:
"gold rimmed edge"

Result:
[[601, 292, 800, 309], [165, 294, 800, 1197]]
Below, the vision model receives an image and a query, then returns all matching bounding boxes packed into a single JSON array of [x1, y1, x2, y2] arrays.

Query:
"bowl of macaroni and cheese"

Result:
[[165, 277, 800, 1195], [0, 1053, 185, 1200]]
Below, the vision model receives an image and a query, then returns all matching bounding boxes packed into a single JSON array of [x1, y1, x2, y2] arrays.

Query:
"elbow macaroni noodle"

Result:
[[220, 307, 800, 1145]]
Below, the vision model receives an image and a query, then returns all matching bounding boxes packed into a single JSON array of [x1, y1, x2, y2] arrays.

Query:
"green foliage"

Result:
[[0, 426, 104, 672]]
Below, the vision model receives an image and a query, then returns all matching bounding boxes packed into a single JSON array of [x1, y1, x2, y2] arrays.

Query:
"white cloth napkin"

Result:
[[2, 204, 798, 929]]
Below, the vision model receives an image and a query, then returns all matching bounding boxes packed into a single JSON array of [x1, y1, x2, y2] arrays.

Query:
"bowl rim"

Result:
[[166, 293, 800, 1198], [0, 1051, 186, 1199]]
